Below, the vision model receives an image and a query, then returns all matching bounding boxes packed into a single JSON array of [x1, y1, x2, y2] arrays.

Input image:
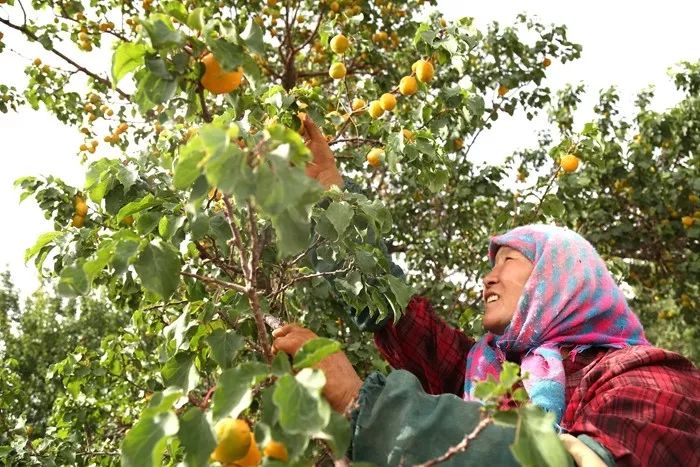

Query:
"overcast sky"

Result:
[[1, 0, 699, 299]]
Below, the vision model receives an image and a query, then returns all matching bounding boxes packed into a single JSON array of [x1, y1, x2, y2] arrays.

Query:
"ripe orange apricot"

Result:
[[498, 84, 509, 97], [366, 147, 384, 167], [414, 60, 434, 83], [71, 214, 85, 228], [328, 62, 347, 79], [330, 34, 349, 54], [74, 196, 88, 216], [368, 100, 384, 118], [351, 98, 366, 111], [233, 433, 261, 466], [263, 440, 289, 462], [210, 418, 252, 464], [379, 93, 396, 111], [399, 76, 418, 96], [201, 54, 244, 95], [559, 154, 579, 173]]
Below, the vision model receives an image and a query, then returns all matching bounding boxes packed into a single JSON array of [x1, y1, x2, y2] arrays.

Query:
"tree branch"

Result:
[[180, 271, 248, 294], [415, 417, 493, 466], [0, 17, 130, 99], [197, 84, 212, 123], [272, 264, 353, 297], [222, 195, 251, 277], [294, 8, 325, 53]]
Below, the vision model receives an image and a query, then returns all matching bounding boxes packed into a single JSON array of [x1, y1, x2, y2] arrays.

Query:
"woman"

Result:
[[273, 119, 700, 466]]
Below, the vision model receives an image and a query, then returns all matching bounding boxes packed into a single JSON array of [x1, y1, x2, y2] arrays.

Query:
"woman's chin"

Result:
[[482, 315, 507, 335]]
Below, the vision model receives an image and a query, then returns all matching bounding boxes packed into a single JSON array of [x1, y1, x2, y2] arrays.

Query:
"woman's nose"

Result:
[[482, 267, 498, 287]]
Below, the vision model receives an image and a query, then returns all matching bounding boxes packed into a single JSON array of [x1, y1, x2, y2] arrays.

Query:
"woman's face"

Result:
[[482, 246, 534, 334]]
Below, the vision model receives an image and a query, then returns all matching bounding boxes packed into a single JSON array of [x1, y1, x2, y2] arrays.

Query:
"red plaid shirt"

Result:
[[374, 296, 700, 467]]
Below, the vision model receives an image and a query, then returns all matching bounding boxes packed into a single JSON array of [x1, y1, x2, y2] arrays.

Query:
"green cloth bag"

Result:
[[350, 370, 520, 466]]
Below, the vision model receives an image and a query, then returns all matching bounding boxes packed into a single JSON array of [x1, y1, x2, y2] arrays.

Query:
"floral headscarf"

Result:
[[464, 224, 649, 423]]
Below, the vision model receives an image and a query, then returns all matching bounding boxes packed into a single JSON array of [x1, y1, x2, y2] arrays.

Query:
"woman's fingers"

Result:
[[302, 114, 325, 143], [271, 325, 318, 356]]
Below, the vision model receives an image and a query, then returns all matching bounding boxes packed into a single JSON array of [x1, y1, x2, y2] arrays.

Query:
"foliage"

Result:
[[1, 0, 699, 464]]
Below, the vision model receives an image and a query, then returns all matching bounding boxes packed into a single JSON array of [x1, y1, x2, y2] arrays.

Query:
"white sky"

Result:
[[1, 1, 699, 299]]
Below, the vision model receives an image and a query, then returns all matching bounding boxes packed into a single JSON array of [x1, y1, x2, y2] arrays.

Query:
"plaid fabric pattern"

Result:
[[374, 296, 474, 396], [375, 299, 700, 467], [562, 345, 700, 467]]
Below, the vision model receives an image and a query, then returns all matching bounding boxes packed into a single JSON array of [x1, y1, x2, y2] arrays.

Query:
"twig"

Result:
[[0, 17, 130, 99], [181, 271, 248, 294], [329, 138, 382, 147], [142, 299, 188, 311], [530, 168, 560, 220], [17, 0, 27, 25], [273, 264, 353, 297], [294, 8, 325, 53], [197, 84, 212, 123], [415, 417, 493, 466], [222, 196, 251, 277], [222, 195, 272, 363]]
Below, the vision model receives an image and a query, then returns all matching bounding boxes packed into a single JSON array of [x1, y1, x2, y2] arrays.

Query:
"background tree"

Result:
[[1, 0, 698, 465]]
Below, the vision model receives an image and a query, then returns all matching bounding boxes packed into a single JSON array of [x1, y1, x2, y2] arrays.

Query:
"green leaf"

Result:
[[315, 411, 351, 459], [510, 405, 573, 467], [439, 36, 459, 54], [473, 379, 497, 400], [174, 140, 205, 190], [186, 8, 205, 31], [293, 337, 341, 370], [121, 411, 179, 467], [116, 194, 160, 222], [158, 215, 184, 240], [271, 351, 292, 377], [206, 38, 246, 71], [513, 388, 529, 403], [161, 352, 199, 392], [112, 42, 147, 84], [163, 1, 188, 23], [499, 361, 521, 386], [204, 145, 254, 201], [139, 70, 177, 105], [206, 329, 244, 369], [493, 410, 519, 427], [143, 16, 185, 48], [541, 194, 566, 218], [178, 408, 216, 467], [240, 20, 265, 55], [134, 239, 182, 298], [136, 211, 162, 235], [212, 363, 268, 420], [57, 262, 89, 297], [271, 208, 312, 257], [24, 231, 63, 263], [386, 275, 413, 310], [273, 369, 330, 434], [83, 241, 115, 284], [324, 202, 353, 238]]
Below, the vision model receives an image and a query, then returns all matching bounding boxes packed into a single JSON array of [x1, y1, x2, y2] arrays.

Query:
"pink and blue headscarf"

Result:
[[464, 224, 649, 424]]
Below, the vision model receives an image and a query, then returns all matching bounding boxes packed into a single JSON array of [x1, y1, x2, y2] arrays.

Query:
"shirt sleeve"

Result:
[[374, 296, 475, 396], [349, 369, 519, 467], [564, 347, 700, 467]]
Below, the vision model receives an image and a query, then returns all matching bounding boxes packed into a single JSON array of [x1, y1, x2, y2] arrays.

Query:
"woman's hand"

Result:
[[559, 434, 607, 467], [272, 324, 362, 413], [301, 115, 344, 190]]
